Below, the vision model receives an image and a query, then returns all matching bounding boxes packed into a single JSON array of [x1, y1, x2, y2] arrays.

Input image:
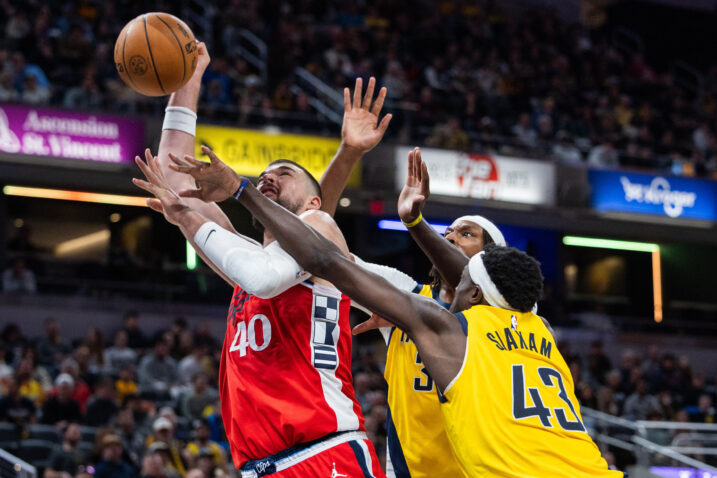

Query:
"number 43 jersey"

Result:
[[442, 305, 622, 478], [219, 282, 365, 468]]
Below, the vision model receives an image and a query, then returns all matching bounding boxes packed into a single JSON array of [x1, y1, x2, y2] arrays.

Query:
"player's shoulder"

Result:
[[299, 208, 336, 227], [299, 208, 349, 254]]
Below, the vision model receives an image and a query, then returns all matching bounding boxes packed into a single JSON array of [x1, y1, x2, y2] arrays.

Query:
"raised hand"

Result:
[[132, 149, 192, 226], [167, 145, 242, 203], [341, 77, 392, 154], [352, 313, 393, 335], [397, 147, 430, 223]]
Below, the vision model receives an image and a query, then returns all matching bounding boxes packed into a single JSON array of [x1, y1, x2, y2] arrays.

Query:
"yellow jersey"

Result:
[[384, 284, 465, 477], [441, 305, 622, 478]]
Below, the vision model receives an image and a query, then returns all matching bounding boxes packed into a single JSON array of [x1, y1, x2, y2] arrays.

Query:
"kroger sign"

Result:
[[589, 169, 717, 221]]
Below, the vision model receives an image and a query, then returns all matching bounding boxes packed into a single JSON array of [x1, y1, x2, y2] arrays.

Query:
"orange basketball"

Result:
[[114, 13, 198, 97]]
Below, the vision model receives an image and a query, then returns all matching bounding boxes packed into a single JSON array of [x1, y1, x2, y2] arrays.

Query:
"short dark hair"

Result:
[[481, 244, 543, 313], [267, 159, 322, 200]]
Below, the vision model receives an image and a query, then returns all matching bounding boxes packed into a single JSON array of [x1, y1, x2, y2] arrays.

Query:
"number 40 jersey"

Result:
[[442, 305, 622, 478], [219, 282, 365, 468]]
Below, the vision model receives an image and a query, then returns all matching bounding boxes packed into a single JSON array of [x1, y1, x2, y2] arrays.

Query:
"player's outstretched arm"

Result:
[[133, 155, 313, 298], [319, 77, 392, 216], [237, 182, 466, 391], [155, 42, 236, 234], [398, 147, 469, 287]]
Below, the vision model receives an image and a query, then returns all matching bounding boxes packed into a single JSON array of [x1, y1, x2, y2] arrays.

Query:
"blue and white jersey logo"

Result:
[[589, 169, 717, 221], [311, 292, 340, 370]]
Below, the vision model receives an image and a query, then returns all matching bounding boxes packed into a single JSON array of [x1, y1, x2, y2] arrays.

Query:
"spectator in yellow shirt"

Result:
[[185, 419, 227, 470], [115, 366, 138, 403]]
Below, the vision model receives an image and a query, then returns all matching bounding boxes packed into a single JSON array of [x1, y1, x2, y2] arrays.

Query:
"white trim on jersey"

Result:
[[385, 446, 397, 478], [310, 283, 361, 431], [239, 431, 369, 478], [355, 438, 376, 477]]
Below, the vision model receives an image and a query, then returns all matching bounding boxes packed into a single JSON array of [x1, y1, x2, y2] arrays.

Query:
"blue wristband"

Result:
[[233, 177, 250, 200]]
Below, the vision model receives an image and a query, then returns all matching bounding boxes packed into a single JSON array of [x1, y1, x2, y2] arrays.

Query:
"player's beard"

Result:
[[252, 194, 304, 234]]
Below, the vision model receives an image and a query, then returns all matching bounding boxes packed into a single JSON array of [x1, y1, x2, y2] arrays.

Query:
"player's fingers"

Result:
[[182, 154, 208, 167], [144, 148, 153, 163], [168, 152, 191, 167], [146, 198, 164, 213], [371, 87, 387, 116], [177, 189, 204, 199], [201, 145, 223, 164], [352, 77, 362, 109], [362, 76, 375, 110], [132, 177, 157, 195], [352, 320, 377, 335], [134, 155, 157, 183], [344, 87, 351, 113], [168, 163, 194, 174], [412, 147, 420, 179], [407, 149, 415, 179], [148, 155, 164, 178], [422, 160, 430, 194], [377, 113, 392, 135]]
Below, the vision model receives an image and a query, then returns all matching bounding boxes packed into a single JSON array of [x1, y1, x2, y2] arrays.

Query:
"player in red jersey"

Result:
[[139, 43, 390, 477]]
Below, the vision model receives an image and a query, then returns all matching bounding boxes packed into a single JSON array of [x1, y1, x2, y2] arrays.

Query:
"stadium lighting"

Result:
[[186, 241, 197, 271], [377, 219, 450, 235], [562, 236, 658, 253], [562, 235, 663, 323], [2, 185, 148, 207]]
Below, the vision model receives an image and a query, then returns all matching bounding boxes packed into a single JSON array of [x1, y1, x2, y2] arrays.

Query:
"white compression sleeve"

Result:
[[351, 255, 419, 345], [352, 254, 419, 292], [194, 222, 310, 299]]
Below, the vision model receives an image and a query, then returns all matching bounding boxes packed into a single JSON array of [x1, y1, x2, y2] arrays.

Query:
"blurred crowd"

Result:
[[2, 308, 716, 476], [2, 0, 717, 177], [563, 340, 716, 438], [0, 311, 389, 478]]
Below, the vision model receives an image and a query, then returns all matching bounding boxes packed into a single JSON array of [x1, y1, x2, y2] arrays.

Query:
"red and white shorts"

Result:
[[239, 431, 385, 478]]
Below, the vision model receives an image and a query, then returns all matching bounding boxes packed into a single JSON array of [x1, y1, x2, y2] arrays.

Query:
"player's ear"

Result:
[[306, 195, 321, 211], [468, 285, 484, 306]]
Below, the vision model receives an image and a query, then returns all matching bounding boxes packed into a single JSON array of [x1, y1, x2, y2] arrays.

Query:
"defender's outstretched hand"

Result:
[[342, 77, 392, 154], [132, 149, 192, 226], [168, 145, 242, 203], [352, 313, 392, 335], [397, 147, 430, 223]]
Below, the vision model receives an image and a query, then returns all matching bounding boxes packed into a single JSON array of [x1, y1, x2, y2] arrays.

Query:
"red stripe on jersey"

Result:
[[219, 282, 365, 467]]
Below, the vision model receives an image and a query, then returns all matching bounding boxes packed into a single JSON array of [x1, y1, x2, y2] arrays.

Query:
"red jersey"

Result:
[[219, 281, 365, 467]]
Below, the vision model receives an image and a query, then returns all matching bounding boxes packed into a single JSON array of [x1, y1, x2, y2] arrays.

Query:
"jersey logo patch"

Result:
[[314, 295, 339, 322], [312, 293, 340, 370], [511, 314, 518, 330]]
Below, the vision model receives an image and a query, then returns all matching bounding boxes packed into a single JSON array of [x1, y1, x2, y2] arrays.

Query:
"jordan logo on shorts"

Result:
[[330, 462, 347, 478]]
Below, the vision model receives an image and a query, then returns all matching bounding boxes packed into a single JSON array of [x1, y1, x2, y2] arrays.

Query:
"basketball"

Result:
[[114, 13, 198, 97]]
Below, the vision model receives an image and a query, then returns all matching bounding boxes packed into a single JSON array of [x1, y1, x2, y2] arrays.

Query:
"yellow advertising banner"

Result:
[[194, 125, 360, 186]]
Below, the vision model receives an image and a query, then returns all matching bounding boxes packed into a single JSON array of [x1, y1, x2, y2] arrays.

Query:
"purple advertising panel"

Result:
[[0, 104, 144, 164], [650, 466, 717, 478]]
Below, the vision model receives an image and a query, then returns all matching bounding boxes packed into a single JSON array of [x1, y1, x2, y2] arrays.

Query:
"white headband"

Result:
[[453, 215, 506, 246], [468, 251, 517, 311]]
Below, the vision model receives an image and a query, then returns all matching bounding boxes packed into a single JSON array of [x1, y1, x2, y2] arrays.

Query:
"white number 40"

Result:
[[229, 314, 271, 357]]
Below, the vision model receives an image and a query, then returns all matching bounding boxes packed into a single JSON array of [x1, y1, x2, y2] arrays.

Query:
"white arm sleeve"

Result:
[[351, 254, 419, 292], [194, 222, 310, 299], [351, 254, 419, 345]]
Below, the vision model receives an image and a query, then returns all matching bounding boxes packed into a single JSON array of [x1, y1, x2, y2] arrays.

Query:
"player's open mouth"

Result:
[[259, 184, 279, 197]]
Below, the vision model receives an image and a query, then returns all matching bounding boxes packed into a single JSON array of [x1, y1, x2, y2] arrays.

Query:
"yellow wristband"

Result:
[[402, 213, 423, 228]]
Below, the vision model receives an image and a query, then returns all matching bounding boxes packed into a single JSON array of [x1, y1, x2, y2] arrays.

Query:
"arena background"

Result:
[[1, 0, 717, 477]]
